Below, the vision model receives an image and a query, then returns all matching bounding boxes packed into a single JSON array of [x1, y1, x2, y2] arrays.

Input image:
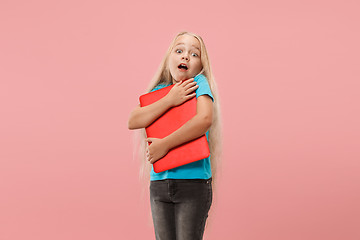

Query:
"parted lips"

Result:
[[178, 63, 188, 70]]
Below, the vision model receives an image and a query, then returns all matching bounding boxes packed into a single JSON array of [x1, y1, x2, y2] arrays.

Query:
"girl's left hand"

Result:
[[146, 138, 170, 164]]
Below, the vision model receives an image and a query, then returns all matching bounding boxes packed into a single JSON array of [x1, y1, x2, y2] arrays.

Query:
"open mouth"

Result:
[[178, 63, 188, 70]]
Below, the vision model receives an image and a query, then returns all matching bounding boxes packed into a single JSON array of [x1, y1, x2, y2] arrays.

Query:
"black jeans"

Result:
[[150, 177, 212, 240]]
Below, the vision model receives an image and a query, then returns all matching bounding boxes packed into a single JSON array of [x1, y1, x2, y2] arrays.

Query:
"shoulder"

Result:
[[194, 74, 214, 102], [194, 73, 208, 84], [151, 83, 172, 92]]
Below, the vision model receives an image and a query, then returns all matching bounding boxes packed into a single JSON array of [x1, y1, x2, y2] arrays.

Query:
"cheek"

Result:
[[168, 57, 176, 69], [194, 61, 202, 70]]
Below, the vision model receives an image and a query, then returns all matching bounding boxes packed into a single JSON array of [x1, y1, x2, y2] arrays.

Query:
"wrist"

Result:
[[161, 137, 172, 151], [163, 95, 174, 108]]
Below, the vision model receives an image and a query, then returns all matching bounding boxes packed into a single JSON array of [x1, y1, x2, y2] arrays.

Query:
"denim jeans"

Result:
[[150, 177, 212, 240]]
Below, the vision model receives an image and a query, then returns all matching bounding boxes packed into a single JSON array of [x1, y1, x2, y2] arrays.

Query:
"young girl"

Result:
[[128, 31, 222, 240]]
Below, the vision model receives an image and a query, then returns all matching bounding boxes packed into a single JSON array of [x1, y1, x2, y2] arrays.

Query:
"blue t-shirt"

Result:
[[149, 74, 214, 181]]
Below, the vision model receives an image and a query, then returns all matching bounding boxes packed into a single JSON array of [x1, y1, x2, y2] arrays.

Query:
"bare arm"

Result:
[[128, 78, 199, 130], [163, 95, 213, 149], [146, 95, 213, 164], [128, 98, 173, 130]]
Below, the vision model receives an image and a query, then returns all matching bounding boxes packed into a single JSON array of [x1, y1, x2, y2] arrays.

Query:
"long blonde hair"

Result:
[[132, 31, 223, 234]]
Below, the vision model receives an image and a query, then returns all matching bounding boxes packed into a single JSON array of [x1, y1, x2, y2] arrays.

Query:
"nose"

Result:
[[181, 53, 189, 61]]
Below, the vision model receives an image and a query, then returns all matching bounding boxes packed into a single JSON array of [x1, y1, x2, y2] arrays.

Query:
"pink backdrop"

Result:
[[1, 0, 359, 239]]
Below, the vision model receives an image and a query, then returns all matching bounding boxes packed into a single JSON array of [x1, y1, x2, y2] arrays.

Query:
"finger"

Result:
[[184, 81, 197, 90], [186, 93, 197, 99], [180, 78, 194, 86], [185, 78, 194, 84], [185, 84, 198, 94], [184, 80, 196, 89]]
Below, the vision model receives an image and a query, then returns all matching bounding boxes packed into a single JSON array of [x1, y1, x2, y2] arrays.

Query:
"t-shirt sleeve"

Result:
[[150, 86, 158, 92], [150, 85, 162, 92], [194, 74, 214, 102], [150, 83, 170, 93]]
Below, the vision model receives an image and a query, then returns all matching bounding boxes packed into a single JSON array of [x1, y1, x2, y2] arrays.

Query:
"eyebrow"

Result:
[[175, 42, 200, 51]]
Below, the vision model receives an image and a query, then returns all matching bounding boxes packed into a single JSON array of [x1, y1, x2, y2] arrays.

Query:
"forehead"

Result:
[[174, 35, 200, 50]]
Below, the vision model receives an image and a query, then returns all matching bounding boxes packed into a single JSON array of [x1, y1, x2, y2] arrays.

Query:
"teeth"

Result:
[[178, 64, 187, 69]]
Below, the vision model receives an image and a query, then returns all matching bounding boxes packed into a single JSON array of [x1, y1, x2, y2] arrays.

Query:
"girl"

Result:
[[128, 31, 222, 240]]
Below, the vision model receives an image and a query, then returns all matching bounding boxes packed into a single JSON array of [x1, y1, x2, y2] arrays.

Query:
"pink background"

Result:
[[1, 0, 359, 239]]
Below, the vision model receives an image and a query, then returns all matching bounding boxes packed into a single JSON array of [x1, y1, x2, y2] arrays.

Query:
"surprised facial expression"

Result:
[[168, 34, 203, 84]]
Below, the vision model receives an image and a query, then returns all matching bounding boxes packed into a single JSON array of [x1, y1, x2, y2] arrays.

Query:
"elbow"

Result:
[[128, 106, 147, 130], [128, 115, 145, 130], [128, 120, 140, 130], [128, 114, 138, 130], [201, 115, 212, 129], [128, 119, 135, 130]]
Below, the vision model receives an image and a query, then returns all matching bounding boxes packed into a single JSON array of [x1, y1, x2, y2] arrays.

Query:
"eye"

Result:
[[176, 49, 182, 53], [192, 53, 199, 57]]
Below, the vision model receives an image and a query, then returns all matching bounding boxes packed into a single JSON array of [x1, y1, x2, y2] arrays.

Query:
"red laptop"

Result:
[[139, 84, 210, 173]]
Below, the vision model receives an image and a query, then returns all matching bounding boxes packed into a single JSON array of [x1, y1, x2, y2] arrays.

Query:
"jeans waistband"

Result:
[[151, 177, 212, 183]]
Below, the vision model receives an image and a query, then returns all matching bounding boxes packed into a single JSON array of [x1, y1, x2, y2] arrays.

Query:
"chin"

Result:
[[171, 75, 182, 82], [176, 76, 187, 81], [175, 73, 192, 82], [170, 69, 194, 82]]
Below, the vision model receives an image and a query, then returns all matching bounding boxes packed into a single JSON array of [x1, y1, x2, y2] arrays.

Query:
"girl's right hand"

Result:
[[166, 78, 199, 107]]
